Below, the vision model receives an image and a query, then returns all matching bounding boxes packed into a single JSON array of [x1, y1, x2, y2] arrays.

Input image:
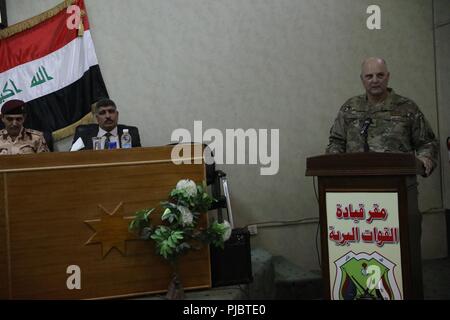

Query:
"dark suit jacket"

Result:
[[72, 124, 141, 150]]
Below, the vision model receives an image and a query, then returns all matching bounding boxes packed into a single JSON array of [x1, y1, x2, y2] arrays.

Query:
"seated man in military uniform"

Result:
[[0, 99, 49, 155]]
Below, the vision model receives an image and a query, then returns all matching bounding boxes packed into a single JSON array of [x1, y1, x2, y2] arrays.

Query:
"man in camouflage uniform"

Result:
[[326, 57, 438, 177], [0, 99, 49, 155], [326, 57, 438, 299]]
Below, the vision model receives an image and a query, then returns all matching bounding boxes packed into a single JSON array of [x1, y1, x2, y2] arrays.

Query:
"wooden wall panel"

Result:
[[0, 174, 9, 298]]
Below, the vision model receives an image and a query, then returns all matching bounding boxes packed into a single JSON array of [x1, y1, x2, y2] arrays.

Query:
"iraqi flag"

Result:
[[0, 0, 108, 140]]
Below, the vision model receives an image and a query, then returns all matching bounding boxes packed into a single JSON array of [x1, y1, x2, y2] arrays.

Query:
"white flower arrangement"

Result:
[[177, 205, 194, 226], [130, 179, 231, 262], [176, 179, 198, 197]]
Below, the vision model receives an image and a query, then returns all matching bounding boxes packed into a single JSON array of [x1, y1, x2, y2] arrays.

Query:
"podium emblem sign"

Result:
[[326, 192, 404, 300]]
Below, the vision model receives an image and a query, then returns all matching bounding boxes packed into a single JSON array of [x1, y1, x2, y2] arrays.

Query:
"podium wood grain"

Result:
[[0, 146, 210, 299]]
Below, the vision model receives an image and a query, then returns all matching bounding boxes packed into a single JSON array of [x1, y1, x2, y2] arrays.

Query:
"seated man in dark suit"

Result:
[[71, 98, 141, 150]]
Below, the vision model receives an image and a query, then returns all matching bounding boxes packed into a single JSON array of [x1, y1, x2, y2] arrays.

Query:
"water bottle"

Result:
[[121, 129, 132, 149]]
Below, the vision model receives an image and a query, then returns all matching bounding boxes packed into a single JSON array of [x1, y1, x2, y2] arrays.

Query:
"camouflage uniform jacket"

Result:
[[0, 128, 50, 155], [326, 89, 438, 169]]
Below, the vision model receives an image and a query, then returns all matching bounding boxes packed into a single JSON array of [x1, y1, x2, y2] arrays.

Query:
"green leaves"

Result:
[[128, 208, 155, 234], [129, 179, 227, 262], [151, 227, 185, 259], [170, 188, 191, 205], [161, 206, 179, 224], [191, 183, 213, 213], [205, 221, 229, 249]]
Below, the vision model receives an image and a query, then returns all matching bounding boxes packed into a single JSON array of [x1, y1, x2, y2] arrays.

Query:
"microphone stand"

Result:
[[361, 118, 372, 152], [363, 131, 370, 152]]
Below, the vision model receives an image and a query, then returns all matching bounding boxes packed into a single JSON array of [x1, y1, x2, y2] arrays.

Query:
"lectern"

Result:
[[0, 146, 210, 299], [306, 153, 424, 300]]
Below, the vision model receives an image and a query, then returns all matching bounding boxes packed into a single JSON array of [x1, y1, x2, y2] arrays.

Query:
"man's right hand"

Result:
[[417, 156, 433, 177]]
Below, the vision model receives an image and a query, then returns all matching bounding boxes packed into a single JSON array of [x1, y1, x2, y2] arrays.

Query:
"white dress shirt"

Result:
[[97, 127, 120, 149]]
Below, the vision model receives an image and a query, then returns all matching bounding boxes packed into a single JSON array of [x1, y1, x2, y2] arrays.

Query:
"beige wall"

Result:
[[419, 0, 450, 260], [435, 0, 450, 209], [6, 0, 444, 269]]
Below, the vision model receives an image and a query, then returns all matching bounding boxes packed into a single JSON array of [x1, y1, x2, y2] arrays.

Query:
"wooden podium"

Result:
[[0, 146, 211, 299], [306, 153, 424, 300]]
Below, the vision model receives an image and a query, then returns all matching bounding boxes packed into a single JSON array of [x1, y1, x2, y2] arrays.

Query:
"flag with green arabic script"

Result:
[[0, 0, 108, 140]]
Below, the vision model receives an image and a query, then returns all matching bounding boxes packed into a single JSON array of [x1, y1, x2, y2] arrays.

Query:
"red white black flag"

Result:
[[0, 0, 108, 140]]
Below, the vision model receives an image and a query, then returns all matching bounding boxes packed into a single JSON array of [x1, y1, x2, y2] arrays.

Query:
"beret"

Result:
[[1, 99, 26, 115]]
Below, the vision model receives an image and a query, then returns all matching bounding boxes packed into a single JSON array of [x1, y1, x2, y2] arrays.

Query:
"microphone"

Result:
[[360, 118, 373, 136]]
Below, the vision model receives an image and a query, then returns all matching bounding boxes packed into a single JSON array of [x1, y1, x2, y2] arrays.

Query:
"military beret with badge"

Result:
[[1, 99, 27, 115]]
